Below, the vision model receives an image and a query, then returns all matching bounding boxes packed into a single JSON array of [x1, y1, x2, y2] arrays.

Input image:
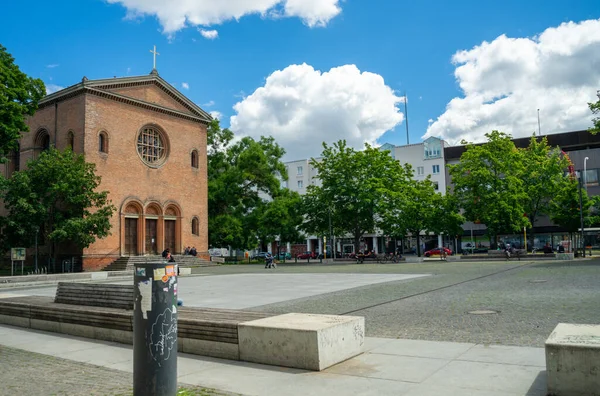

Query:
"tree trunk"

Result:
[[416, 232, 421, 257], [354, 233, 361, 255]]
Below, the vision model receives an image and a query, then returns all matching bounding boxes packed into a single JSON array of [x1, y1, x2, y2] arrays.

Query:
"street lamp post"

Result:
[[577, 174, 586, 258], [584, 157, 589, 193]]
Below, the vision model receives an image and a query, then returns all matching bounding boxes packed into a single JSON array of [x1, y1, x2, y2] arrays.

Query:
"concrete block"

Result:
[[179, 267, 192, 275], [94, 326, 133, 345], [546, 323, 600, 396], [555, 253, 574, 260], [0, 314, 30, 328], [181, 337, 240, 360], [238, 313, 364, 371], [59, 322, 96, 339], [31, 318, 60, 333], [91, 272, 108, 280]]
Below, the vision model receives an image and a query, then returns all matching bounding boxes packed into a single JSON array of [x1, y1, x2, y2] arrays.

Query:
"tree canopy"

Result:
[[302, 141, 409, 253], [0, 148, 115, 261], [520, 136, 571, 231], [206, 119, 299, 250], [449, 131, 529, 245], [378, 174, 437, 256], [549, 176, 591, 236], [0, 45, 46, 162]]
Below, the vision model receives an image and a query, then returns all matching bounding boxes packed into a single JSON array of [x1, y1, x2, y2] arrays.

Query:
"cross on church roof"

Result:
[[150, 45, 160, 70]]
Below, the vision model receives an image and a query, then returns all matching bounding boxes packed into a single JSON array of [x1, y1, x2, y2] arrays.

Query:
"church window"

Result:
[[35, 129, 50, 151], [137, 126, 168, 167], [192, 217, 199, 236], [191, 150, 199, 169], [67, 131, 74, 150], [99, 132, 109, 153]]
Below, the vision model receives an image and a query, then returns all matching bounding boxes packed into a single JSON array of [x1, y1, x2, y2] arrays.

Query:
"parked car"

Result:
[[275, 252, 292, 260], [423, 247, 453, 257], [251, 252, 270, 260], [296, 251, 317, 259]]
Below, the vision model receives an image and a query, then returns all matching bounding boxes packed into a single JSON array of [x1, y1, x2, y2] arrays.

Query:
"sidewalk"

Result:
[[0, 324, 547, 396], [0, 271, 133, 290]]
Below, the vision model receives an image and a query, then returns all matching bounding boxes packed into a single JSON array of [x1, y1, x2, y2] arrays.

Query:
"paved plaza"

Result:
[[1, 258, 599, 395], [0, 273, 429, 309]]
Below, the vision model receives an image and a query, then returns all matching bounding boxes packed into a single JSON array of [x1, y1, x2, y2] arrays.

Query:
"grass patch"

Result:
[[114, 385, 240, 396]]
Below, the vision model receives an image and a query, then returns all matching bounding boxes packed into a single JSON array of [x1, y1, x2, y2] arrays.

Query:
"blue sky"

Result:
[[2, 0, 599, 159]]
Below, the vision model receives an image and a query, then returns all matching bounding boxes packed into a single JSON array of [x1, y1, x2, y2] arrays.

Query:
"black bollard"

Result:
[[133, 262, 178, 396]]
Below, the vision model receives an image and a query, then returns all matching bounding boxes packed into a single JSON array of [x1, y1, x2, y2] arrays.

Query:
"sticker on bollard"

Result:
[[133, 262, 178, 396]]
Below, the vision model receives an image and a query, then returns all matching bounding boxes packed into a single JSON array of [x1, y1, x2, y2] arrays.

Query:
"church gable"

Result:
[[106, 83, 192, 115], [39, 73, 211, 124]]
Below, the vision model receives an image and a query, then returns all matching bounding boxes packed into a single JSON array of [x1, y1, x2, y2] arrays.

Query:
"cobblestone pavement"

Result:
[[196, 259, 600, 348], [0, 346, 240, 396]]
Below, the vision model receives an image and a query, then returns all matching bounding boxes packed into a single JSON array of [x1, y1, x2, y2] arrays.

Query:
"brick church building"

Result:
[[1, 70, 210, 271]]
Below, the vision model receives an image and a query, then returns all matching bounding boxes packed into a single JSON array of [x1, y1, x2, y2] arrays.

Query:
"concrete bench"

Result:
[[0, 296, 133, 343], [0, 295, 273, 360], [55, 282, 134, 310], [0, 284, 365, 370], [238, 313, 365, 371], [546, 323, 600, 396]]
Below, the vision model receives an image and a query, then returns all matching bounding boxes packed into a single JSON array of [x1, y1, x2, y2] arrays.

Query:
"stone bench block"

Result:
[[238, 313, 364, 371], [546, 323, 600, 396], [178, 267, 192, 275]]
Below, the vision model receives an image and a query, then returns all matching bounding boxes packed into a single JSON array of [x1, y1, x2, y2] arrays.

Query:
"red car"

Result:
[[423, 247, 453, 257], [297, 251, 317, 259]]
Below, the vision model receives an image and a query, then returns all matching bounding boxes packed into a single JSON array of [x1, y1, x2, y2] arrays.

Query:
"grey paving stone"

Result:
[[423, 360, 547, 394], [368, 338, 475, 359], [326, 353, 451, 383], [456, 344, 546, 367]]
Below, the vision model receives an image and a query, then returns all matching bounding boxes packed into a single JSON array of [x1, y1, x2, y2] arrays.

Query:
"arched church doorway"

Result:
[[164, 204, 181, 254], [145, 203, 162, 255], [123, 202, 143, 256]]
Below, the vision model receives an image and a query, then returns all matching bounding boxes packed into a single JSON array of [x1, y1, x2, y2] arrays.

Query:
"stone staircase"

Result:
[[102, 254, 218, 271]]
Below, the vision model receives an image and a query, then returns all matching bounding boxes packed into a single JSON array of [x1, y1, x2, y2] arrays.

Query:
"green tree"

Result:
[[521, 136, 571, 244], [0, 45, 46, 161], [549, 177, 591, 246], [429, 191, 465, 250], [258, 189, 304, 253], [449, 131, 529, 247], [0, 148, 115, 265], [589, 92, 600, 135], [207, 119, 289, 250], [589, 195, 600, 227], [393, 177, 438, 257], [303, 141, 407, 254]]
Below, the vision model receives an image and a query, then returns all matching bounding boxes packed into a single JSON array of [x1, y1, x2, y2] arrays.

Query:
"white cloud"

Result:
[[425, 19, 600, 144], [181, 82, 190, 90], [106, 0, 341, 34], [46, 84, 64, 95], [230, 63, 404, 160], [203, 100, 215, 107], [199, 29, 218, 39], [210, 111, 223, 120], [46, 64, 59, 68]]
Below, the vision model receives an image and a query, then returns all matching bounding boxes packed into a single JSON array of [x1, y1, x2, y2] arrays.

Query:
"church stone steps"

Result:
[[102, 255, 218, 271]]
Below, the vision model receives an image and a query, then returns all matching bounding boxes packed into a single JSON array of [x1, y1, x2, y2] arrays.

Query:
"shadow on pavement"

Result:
[[526, 370, 547, 396]]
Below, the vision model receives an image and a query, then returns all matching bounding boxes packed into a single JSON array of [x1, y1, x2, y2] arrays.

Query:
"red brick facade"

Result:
[[0, 73, 210, 271]]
